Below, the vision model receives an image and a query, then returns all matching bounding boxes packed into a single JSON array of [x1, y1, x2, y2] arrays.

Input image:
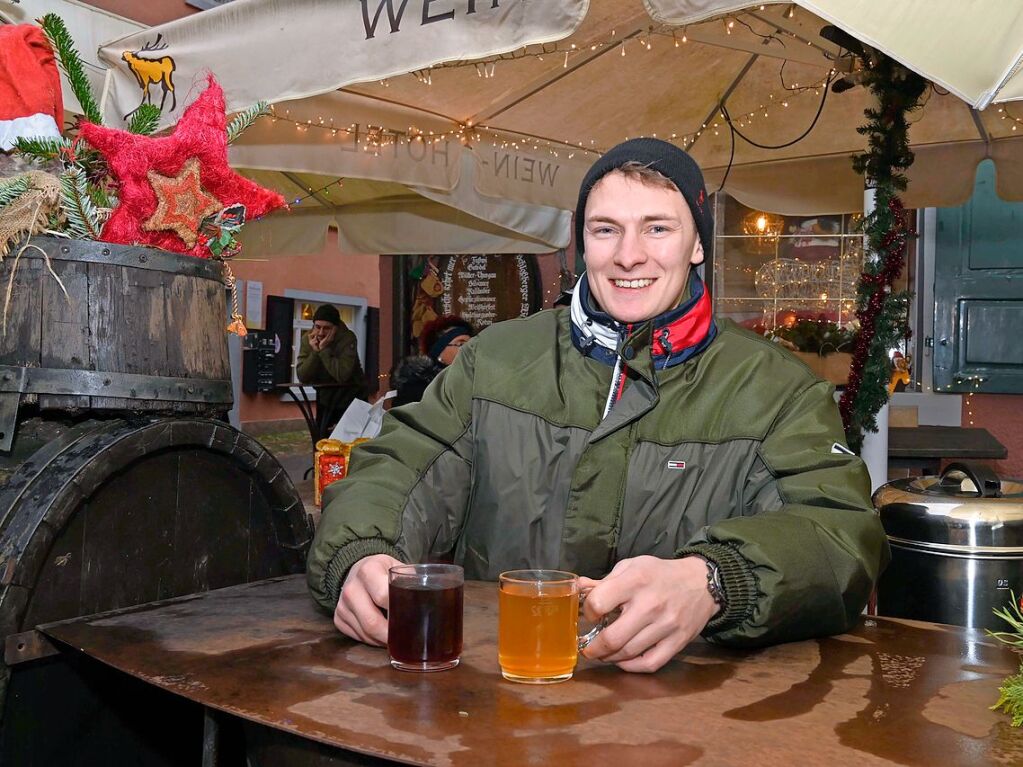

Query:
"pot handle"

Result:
[[939, 461, 1002, 498]]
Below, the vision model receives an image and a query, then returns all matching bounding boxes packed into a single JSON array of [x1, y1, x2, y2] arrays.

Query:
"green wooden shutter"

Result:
[[933, 160, 1023, 393]]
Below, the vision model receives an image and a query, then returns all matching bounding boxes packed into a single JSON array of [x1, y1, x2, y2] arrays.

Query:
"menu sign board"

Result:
[[440, 255, 539, 329]]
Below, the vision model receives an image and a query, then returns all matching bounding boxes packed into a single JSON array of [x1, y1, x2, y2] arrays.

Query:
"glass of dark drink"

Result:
[[387, 563, 464, 672]]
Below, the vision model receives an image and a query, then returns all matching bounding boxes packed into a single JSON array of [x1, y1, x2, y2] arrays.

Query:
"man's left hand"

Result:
[[578, 555, 719, 673]]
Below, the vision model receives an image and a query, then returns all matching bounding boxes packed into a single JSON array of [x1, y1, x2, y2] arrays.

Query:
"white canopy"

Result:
[[4, 0, 573, 254], [14, 0, 1023, 253], [650, 1, 1023, 110]]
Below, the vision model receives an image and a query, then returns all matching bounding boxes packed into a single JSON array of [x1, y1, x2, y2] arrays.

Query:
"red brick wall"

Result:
[[82, 0, 197, 26], [963, 394, 1023, 479], [231, 229, 379, 427]]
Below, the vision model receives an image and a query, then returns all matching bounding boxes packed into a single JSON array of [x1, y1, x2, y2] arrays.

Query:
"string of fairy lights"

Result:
[[417, 4, 800, 81], [948, 375, 986, 423], [264, 2, 835, 163], [997, 105, 1023, 132], [268, 60, 830, 167], [266, 4, 844, 207]]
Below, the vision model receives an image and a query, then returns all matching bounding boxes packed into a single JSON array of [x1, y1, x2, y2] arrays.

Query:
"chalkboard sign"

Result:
[[439, 255, 540, 329]]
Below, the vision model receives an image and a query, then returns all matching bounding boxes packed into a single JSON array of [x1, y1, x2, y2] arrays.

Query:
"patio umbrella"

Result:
[[87, 0, 1023, 221], [649, 1, 1023, 109]]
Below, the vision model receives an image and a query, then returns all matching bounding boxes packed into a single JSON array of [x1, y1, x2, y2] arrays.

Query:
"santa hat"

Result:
[[0, 24, 63, 151]]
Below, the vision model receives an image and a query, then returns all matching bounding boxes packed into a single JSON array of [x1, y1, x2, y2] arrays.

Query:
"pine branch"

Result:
[[11, 136, 73, 162], [128, 104, 162, 135], [39, 13, 102, 124], [88, 184, 115, 210], [59, 167, 102, 239], [227, 102, 270, 144], [0, 177, 31, 208], [991, 664, 1023, 727], [987, 592, 1023, 727]]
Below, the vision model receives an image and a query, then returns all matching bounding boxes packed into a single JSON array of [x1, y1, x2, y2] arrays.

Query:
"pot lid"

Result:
[[873, 463, 1023, 550]]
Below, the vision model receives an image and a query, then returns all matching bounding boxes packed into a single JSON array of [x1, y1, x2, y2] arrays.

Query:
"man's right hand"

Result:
[[334, 553, 402, 646]]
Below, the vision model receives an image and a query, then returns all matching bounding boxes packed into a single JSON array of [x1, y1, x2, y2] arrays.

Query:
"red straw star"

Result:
[[80, 76, 285, 257]]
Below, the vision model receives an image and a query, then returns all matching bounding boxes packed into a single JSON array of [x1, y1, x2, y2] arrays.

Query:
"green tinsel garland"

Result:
[[838, 54, 927, 452]]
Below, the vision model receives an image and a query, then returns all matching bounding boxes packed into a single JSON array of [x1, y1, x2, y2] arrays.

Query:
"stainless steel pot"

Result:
[[873, 462, 1023, 630]]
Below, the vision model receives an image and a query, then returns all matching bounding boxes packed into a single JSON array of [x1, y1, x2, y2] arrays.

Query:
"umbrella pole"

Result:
[[857, 186, 890, 491]]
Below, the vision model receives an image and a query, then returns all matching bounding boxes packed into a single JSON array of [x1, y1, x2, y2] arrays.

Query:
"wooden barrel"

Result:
[[0, 416, 312, 762], [0, 237, 232, 453]]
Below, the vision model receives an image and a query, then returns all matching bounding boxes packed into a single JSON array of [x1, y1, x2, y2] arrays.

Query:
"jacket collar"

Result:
[[570, 271, 717, 371]]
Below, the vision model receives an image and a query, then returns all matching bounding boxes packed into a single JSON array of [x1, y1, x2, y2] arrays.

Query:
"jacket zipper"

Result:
[[601, 323, 632, 419]]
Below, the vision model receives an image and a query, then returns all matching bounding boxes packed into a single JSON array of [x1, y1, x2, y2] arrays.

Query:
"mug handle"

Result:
[[577, 605, 622, 651]]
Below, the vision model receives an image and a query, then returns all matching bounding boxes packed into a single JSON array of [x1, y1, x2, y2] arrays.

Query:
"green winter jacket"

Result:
[[296, 323, 366, 427], [307, 310, 888, 647]]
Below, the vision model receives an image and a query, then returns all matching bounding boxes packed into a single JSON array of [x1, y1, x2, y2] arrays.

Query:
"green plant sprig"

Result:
[[0, 176, 31, 208], [227, 101, 270, 144], [128, 104, 162, 136], [988, 592, 1023, 651], [39, 13, 102, 125]]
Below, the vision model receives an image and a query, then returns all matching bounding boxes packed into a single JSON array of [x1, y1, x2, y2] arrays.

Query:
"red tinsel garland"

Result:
[[838, 196, 913, 429]]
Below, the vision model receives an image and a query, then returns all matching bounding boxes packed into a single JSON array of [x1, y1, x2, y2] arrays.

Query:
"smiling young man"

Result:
[[307, 138, 888, 672]]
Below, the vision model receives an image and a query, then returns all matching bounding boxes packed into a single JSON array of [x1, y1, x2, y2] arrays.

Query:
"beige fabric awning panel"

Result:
[[236, 166, 565, 257], [230, 91, 463, 192], [703, 142, 1017, 216], [646, 0, 1023, 109], [238, 203, 558, 257], [96, 0, 589, 128], [230, 91, 573, 254], [321, 1, 1023, 214], [65, 0, 1023, 247]]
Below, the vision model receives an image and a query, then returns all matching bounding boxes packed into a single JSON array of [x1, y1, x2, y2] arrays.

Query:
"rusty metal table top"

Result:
[[41, 575, 1023, 766]]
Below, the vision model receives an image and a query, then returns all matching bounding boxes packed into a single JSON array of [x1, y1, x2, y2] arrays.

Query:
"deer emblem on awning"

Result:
[[121, 34, 177, 119]]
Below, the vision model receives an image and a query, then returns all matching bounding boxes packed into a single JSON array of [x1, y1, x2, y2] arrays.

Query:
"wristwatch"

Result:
[[691, 555, 726, 611]]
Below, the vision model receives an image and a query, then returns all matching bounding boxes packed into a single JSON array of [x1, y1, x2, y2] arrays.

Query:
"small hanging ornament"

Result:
[[222, 262, 246, 337]]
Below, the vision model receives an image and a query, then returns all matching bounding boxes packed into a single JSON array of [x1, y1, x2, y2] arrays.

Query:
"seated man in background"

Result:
[[308, 138, 888, 672], [297, 304, 366, 435]]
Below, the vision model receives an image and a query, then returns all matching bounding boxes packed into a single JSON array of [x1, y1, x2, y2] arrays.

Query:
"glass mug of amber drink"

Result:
[[387, 564, 464, 672], [498, 569, 608, 684]]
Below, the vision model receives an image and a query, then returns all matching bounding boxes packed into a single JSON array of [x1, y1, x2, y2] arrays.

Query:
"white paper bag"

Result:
[[328, 390, 396, 442]]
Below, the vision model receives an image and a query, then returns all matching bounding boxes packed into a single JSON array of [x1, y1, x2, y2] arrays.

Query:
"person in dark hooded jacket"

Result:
[[296, 304, 366, 433], [389, 315, 475, 407]]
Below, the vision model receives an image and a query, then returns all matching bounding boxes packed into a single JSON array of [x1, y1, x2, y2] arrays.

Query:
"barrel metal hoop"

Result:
[[0, 367, 26, 451], [0, 365, 233, 404], [13, 237, 226, 281], [5, 628, 60, 666], [887, 534, 1023, 558]]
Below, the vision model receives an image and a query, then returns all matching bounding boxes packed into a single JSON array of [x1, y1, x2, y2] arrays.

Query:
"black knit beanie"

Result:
[[312, 304, 341, 326], [575, 138, 713, 260], [427, 323, 474, 363]]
